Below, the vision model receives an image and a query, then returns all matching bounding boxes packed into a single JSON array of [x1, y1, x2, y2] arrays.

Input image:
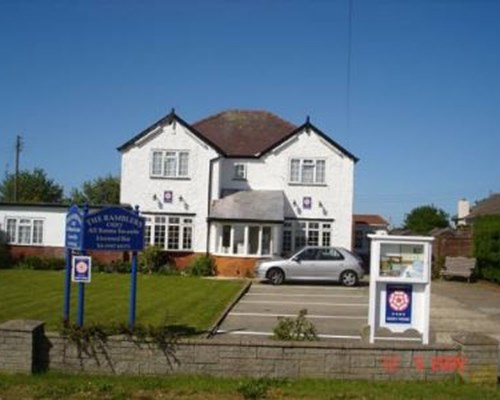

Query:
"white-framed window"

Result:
[[5, 217, 44, 245], [282, 220, 332, 254], [217, 223, 276, 257], [150, 150, 189, 178], [144, 215, 193, 251], [289, 158, 326, 184], [233, 163, 246, 180]]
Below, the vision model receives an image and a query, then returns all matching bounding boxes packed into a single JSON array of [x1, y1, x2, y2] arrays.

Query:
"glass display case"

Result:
[[379, 242, 425, 280], [367, 234, 433, 344]]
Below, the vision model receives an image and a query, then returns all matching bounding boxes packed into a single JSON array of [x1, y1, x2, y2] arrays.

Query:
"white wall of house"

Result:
[[217, 127, 354, 249], [0, 206, 67, 247], [120, 122, 219, 253]]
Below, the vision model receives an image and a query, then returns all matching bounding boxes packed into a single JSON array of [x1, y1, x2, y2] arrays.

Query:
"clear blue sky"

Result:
[[1, 0, 499, 226]]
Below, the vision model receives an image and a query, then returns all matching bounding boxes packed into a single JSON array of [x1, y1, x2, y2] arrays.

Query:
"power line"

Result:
[[345, 0, 354, 138]]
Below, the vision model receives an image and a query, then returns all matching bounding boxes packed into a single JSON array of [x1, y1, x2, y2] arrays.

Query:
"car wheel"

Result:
[[340, 270, 359, 287], [267, 268, 285, 285]]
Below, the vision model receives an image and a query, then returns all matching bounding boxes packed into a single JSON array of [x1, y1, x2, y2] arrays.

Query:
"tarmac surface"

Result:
[[214, 278, 500, 345]]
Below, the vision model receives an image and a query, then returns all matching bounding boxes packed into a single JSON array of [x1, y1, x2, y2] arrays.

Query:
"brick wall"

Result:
[[43, 335, 491, 381], [0, 320, 45, 373], [1, 320, 497, 382]]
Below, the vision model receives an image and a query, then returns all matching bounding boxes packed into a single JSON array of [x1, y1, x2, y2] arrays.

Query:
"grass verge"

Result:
[[0, 270, 245, 332], [0, 372, 498, 399]]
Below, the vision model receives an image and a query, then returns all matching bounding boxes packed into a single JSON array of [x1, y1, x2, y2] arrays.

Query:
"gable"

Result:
[[117, 110, 225, 154], [263, 122, 359, 163]]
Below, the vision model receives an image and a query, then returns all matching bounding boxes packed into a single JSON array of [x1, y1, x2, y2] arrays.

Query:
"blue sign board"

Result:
[[72, 255, 92, 283], [65, 205, 83, 250], [83, 207, 145, 251], [385, 284, 412, 324]]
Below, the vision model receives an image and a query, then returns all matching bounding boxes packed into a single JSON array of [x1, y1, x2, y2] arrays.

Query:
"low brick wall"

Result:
[[0, 320, 46, 374], [1, 321, 498, 383]]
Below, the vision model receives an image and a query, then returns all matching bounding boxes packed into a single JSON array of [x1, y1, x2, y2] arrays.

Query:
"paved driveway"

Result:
[[215, 282, 370, 340], [214, 279, 500, 345]]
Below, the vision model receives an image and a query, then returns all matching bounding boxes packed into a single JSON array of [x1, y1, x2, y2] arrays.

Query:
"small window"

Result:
[[233, 163, 246, 180]]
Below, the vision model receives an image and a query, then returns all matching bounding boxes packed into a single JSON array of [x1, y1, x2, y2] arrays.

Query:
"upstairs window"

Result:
[[233, 163, 246, 180], [151, 150, 189, 178], [289, 158, 326, 184]]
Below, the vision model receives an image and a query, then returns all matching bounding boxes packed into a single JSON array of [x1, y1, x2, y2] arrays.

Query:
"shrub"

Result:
[[15, 256, 65, 270], [139, 245, 165, 274], [0, 230, 12, 268], [272, 309, 318, 341], [431, 255, 445, 280], [187, 254, 215, 277]]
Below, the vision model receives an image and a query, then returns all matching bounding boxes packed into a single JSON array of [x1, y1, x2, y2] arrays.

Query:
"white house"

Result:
[[118, 109, 358, 275]]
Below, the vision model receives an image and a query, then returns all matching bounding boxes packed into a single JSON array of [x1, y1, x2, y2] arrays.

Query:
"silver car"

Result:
[[255, 246, 364, 286]]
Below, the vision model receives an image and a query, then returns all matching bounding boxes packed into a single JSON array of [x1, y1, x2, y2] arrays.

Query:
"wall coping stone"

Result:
[[0, 320, 44, 332], [451, 332, 499, 346], [46, 331, 459, 351]]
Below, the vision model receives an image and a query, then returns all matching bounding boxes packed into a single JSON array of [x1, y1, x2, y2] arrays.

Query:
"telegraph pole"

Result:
[[14, 135, 23, 202]]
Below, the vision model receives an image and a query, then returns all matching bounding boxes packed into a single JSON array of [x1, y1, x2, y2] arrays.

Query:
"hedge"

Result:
[[473, 215, 500, 283]]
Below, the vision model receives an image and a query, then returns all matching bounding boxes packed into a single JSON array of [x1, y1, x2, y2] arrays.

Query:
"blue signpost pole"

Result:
[[63, 248, 72, 325], [129, 205, 141, 330], [77, 278, 85, 327], [129, 251, 138, 329], [76, 204, 89, 328]]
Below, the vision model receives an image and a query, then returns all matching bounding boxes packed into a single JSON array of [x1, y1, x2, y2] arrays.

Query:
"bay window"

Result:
[[145, 215, 193, 251], [217, 224, 277, 257]]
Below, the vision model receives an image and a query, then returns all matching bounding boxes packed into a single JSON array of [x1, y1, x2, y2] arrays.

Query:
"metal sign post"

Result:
[[63, 204, 144, 328]]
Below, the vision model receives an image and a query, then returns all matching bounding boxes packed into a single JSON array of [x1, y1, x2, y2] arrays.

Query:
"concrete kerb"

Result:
[[206, 280, 253, 338]]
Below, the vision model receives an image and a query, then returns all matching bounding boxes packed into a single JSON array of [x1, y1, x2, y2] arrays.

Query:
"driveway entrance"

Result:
[[215, 282, 369, 340]]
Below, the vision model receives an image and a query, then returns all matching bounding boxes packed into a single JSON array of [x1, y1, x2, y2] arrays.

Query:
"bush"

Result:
[[15, 256, 65, 270], [139, 245, 165, 274], [0, 231, 12, 268], [473, 215, 500, 283], [432, 255, 445, 280], [187, 254, 215, 276], [272, 309, 318, 341]]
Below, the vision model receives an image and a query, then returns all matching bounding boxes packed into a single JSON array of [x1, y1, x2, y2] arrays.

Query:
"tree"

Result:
[[0, 168, 64, 203], [68, 174, 120, 205], [403, 205, 449, 234]]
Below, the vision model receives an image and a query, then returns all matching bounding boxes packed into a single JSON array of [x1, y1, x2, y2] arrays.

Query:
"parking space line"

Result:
[[252, 285, 364, 290], [240, 300, 368, 307], [216, 330, 362, 340], [246, 293, 366, 298], [229, 312, 366, 320]]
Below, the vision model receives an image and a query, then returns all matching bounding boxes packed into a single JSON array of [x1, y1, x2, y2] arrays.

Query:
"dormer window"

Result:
[[289, 158, 325, 184], [151, 150, 189, 178], [233, 163, 246, 180]]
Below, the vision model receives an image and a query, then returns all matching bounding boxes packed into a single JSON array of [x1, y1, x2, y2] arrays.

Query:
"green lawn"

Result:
[[0, 270, 245, 331], [0, 373, 498, 399]]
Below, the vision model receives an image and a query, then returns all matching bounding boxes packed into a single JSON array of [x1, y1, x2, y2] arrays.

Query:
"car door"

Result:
[[315, 248, 345, 280], [290, 248, 320, 280]]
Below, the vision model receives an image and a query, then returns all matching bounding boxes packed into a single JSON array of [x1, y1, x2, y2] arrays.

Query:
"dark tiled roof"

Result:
[[118, 109, 358, 162], [468, 193, 500, 219], [192, 110, 297, 157], [209, 190, 284, 222], [353, 214, 389, 226]]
